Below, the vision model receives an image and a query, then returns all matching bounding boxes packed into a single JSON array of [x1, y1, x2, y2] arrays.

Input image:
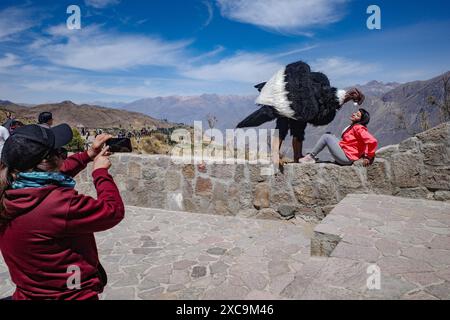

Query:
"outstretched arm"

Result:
[[354, 126, 378, 166], [60, 133, 113, 177], [338, 88, 365, 107]]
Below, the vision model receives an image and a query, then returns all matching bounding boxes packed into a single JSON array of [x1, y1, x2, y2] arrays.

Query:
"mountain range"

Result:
[[109, 71, 449, 150], [2, 71, 449, 155]]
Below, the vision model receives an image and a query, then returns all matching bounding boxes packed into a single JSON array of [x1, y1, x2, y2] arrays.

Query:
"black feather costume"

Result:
[[237, 61, 362, 129]]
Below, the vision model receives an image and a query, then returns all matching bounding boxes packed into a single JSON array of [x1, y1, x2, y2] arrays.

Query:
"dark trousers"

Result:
[[276, 117, 307, 141]]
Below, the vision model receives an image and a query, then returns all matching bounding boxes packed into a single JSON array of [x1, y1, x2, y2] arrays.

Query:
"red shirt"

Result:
[[339, 124, 378, 161], [0, 152, 125, 300]]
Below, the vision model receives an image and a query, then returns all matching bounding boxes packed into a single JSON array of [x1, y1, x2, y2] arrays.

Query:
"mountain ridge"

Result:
[[0, 100, 178, 129]]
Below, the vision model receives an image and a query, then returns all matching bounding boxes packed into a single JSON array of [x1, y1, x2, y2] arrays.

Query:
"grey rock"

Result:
[[191, 266, 207, 278], [207, 247, 227, 255], [278, 205, 296, 218]]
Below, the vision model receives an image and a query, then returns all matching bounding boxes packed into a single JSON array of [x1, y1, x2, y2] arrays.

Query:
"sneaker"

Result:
[[298, 154, 316, 164]]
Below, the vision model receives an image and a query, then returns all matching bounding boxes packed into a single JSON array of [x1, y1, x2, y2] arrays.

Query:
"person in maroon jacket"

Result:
[[0, 124, 125, 300]]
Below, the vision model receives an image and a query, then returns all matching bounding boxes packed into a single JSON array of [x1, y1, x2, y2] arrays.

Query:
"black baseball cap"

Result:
[[1, 124, 73, 171]]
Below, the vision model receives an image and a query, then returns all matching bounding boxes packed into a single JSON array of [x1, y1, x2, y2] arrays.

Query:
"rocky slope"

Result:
[[0, 100, 177, 129]]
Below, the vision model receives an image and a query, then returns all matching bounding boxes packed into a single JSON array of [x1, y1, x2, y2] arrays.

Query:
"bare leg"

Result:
[[292, 137, 303, 163]]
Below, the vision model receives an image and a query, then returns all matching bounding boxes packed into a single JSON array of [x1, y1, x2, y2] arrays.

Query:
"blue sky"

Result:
[[0, 0, 449, 103]]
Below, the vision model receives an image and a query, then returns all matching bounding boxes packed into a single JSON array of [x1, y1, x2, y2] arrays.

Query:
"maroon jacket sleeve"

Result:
[[60, 151, 92, 178], [65, 168, 125, 234]]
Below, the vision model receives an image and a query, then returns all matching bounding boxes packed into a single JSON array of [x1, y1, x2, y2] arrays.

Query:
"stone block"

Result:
[[255, 208, 279, 220], [195, 177, 213, 196], [293, 184, 317, 206], [399, 137, 421, 152], [238, 183, 253, 210], [391, 152, 424, 188], [376, 144, 399, 160], [421, 143, 449, 166], [234, 164, 246, 183], [434, 190, 450, 201], [253, 183, 270, 209], [128, 161, 142, 179], [182, 165, 195, 179], [167, 192, 184, 211], [165, 170, 181, 191], [395, 187, 433, 200], [325, 165, 366, 198], [416, 122, 450, 145], [214, 200, 231, 215], [366, 159, 392, 192], [270, 192, 295, 206], [211, 164, 234, 179], [277, 205, 296, 219], [311, 231, 342, 257], [422, 166, 450, 190], [249, 164, 267, 183], [142, 167, 159, 180], [212, 181, 227, 201], [183, 198, 197, 212]]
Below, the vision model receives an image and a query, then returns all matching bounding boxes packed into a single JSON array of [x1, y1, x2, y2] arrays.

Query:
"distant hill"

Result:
[[350, 80, 401, 98], [0, 100, 28, 113], [122, 94, 257, 132], [1, 100, 177, 129]]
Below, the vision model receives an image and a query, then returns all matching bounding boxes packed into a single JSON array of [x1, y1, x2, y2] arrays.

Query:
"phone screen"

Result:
[[106, 138, 133, 153]]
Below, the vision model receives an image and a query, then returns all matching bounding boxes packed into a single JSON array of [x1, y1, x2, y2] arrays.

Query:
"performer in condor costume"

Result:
[[237, 61, 365, 162]]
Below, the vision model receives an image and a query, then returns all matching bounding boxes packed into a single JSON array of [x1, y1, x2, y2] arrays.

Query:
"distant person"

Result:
[[0, 124, 10, 155], [9, 120, 24, 133], [299, 109, 378, 166], [2, 112, 14, 132], [0, 125, 124, 300], [38, 112, 53, 128]]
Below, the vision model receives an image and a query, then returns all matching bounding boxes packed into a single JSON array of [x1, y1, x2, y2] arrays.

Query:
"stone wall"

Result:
[[76, 122, 450, 221]]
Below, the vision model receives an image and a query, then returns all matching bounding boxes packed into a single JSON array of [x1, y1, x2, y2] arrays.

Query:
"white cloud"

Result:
[[311, 57, 378, 87], [0, 53, 21, 69], [33, 25, 192, 71], [0, 6, 39, 41], [84, 0, 120, 9], [216, 0, 348, 33], [202, 1, 214, 28], [182, 52, 281, 83]]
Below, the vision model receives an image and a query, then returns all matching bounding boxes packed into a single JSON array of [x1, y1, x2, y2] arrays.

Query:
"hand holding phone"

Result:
[[105, 138, 133, 153]]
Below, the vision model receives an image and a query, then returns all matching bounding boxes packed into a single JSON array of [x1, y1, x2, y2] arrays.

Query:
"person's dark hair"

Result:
[[357, 108, 370, 126], [38, 112, 53, 124]]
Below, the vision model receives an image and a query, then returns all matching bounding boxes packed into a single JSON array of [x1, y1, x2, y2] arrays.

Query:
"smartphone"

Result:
[[106, 138, 133, 153]]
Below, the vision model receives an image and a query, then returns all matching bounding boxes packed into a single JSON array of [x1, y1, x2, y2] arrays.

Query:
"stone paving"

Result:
[[297, 194, 450, 299], [0, 206, 314, 300], [1, 194, 449, 300]]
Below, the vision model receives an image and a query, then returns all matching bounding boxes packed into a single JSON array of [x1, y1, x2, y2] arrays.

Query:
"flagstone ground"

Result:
[[1, 194, 449, 300]]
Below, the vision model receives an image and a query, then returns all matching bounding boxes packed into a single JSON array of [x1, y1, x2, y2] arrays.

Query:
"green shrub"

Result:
[[66, 128, 85, 152]]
